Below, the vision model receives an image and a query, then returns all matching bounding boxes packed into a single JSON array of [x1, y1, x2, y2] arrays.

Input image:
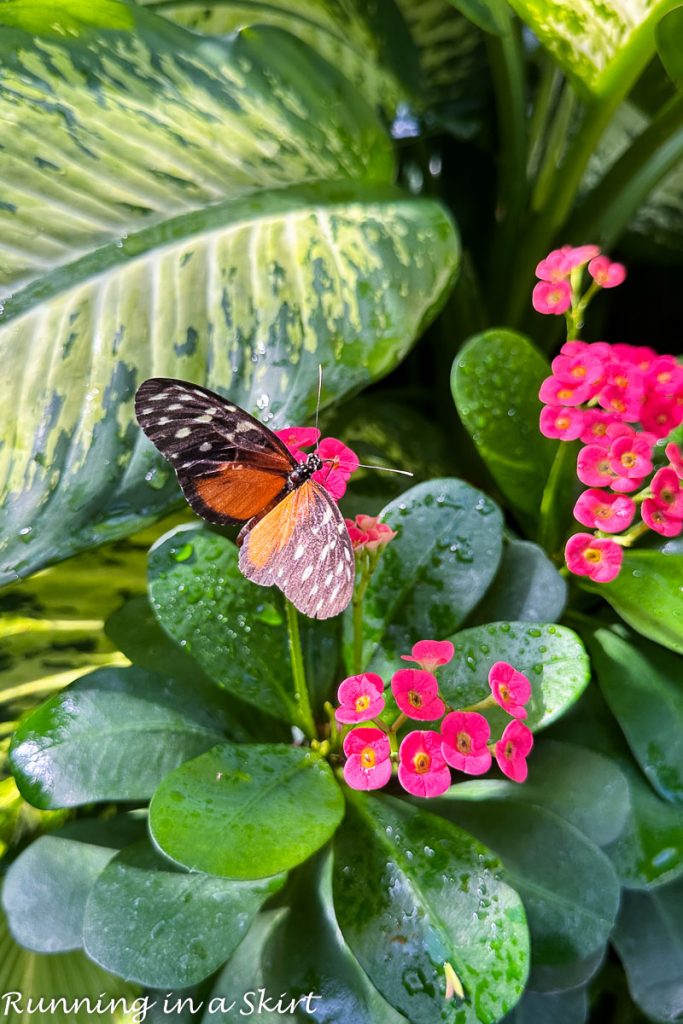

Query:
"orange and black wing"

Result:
[[238, 479, 355, 619], [135, 378, 295, 525]]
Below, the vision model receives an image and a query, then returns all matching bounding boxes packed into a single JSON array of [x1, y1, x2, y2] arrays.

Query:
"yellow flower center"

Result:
[[413, 752, 431, 774], [556, 415, 570, 429], [621, 452, 637, 468], [610, 398, 626, 413], [571, 365, 587, 378], [456, 732, 472, 754], [557, 388, 573, 400], [585, 547, 603, 564], [499, 683, 510, 701], [355, 694, 371, 713], [360, 747, 376, 769], [504, 741, 514, 759], [408, 691, 423, 709]]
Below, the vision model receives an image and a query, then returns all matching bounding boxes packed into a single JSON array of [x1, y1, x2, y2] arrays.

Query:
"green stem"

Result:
[[285, 599, 315, 740], [526, 62, 563, 181], [351, 553, 373, 675], [531, 82, 578, 213]]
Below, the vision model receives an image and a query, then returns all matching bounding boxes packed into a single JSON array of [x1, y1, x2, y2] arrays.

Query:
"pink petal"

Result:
[[275, 426, 321, 454]]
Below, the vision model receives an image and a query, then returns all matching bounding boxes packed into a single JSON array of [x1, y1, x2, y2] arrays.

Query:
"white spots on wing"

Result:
[[199, 442, 212, 452], [175, 427, 191, 439], [277, 566, 285, 578], [143, 406, 154, 415], [318, 542, 329, 561], [148, 393, 166, 402], [324, 572, 333, 586], [294, 544, 305, 560], [158, 417, 170, 425], [310, 584, 319, 596], [330, 583, 340, 600], [337, 521, 345, 534], [343, 548, 351, 561], [321, 505, 332, 525], [235, 420, 252, 433], [194, 414, 213, 423], [224, 404, 236, 412], [179, 394, 194, 402], [205, 407, 218, 415], [168, 403, 183, 411], [316, 598, 324, 611], [302, 564, 314, 581], [171, 453, 180, 459], [335, 561, 343, 575]]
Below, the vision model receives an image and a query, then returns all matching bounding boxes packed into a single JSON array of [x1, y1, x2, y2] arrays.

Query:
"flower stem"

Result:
[[351, 552, 373, 674], [284, 599, 315, 740]]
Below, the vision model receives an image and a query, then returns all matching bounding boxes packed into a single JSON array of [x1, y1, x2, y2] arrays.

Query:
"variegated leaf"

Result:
[[0, 0, 460, 583]]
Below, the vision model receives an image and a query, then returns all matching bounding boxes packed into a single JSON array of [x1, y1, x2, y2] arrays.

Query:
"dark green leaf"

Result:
[[449, 740, 630, 848], [148, 527, 298, 724], [657, 7, 683, 90], [438, 622, 590, 733], [451, 331, 555, 531], [590, 628, 683, 803], [446, 0, 509, 35], [149, 744, 344, 879], [585, 550, 683, 654], [468, 539, 567, 625], [9, 665, 230, 809], [333, 793, 529, 1024], [83, 841, 284, 988], [613, 879, 683, 1021], [358, 479, 503, 672], [502, 987, 588, 1024], [435, 798, 620, 970], [2, 817, 144, 953]]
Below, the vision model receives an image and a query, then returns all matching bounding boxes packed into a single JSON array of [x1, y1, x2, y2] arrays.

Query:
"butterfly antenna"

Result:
[[354, 463, 414, 477], [314, 364, 323, 435]]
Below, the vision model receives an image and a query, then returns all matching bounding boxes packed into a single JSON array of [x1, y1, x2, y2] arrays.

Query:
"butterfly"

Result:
[[135, 378, 355, 619]]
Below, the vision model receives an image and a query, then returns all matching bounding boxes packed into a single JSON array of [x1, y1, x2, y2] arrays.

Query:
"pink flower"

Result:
[[612, 344, 657, 371], [532, 280, 572, 315], [588, 256, 627, 288], [276, 426, 320, 454], [495, 721, 534, 783], [313, 437, 359, 500], [400, 640, 455, 673], [573, 489, 635, 533], [441, 712, 492, 775], [579, 410, 619, 446], [651, 467, 683, 517], [666, 443, 683, 479], [609, 434, 653, 479], [551, 352, 604, 390], [355, 514, 397, 552], [610, 474, 647, 494], [564, 244, 601, 268], [398, 731, 451, 798], [535, 249, 572, 282], [539, 376, 592, 407], [598, 385, 643, 421], [391, 669, 446, 721], [343, 728, 392, 791], [335, 673, 385, 724], [539, 405, 585, 441], [565, 533, 623, 583], [488, 662, 531, 719], [647, 357, 683, 398], [577, 445, 616, 487], [640, 396, 683, 439], [345, 519, 369, 549], [642, 499, 683, 538]]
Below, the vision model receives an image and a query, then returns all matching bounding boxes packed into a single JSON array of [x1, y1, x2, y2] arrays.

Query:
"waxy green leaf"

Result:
[[149, 743, 344, 879], [334, 794, 529, 1024], [586, 551, 683, 654], [657, 7, 683, 90], [452, 331, 555, 531], [590, 628, 683, 804], [439, 622, 590, 733], [83, 841, 284, 988], [0, 0, 459, 585], [2, 817, 144, 953], [468, 539, 567, 626], [358, 479, 503, 673], [9, 666, 231, 809]]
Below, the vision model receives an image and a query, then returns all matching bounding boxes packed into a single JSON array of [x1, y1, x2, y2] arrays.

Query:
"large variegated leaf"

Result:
[[139, 0, 420, 111], [506, 0, 679, 96], [0, 0, 460, 585]]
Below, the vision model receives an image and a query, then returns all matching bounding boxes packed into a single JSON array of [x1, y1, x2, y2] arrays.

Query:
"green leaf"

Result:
[[140, 0, 420, 112], [0, 909, 137, 1024], [0, 0, 459, 585], [9, 665, 231, 809], [148, 526, 297, 724], [468, 539, 567, 626], [436, 797, 620, 971], [449, 740, 630, 848], [446, 0, 509, 34], [613, 879, 683, 1021], [502, 988, 588, 1024], [149, 743, 344, 879], [333, 793, 529, 1024], [585, 550, 683, 654], [589, 628, 683, 804], [506, 0, 679, 95], [657, 7, 683, 90], [357, 479, 504, 672], [83, 840, 284, 988], [2, 816, 144, 953], [438, 622, 590, 733], [451, 331, 555, 531]]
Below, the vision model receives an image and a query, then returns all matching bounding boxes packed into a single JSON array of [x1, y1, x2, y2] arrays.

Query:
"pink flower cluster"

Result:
[[276, 426, 359, 500], [335, 642, 534, 797], [344, 513, 397, 552], [538, 336, 683, 582], [532, 245, 625, 315]]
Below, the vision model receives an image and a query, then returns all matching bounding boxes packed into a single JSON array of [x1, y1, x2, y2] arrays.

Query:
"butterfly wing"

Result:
[[135, 377, 295, 525], [238, 479, 355, 619]]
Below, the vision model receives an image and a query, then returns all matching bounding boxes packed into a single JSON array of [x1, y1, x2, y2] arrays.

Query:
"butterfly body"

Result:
[[135, 378, 355, 619]]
